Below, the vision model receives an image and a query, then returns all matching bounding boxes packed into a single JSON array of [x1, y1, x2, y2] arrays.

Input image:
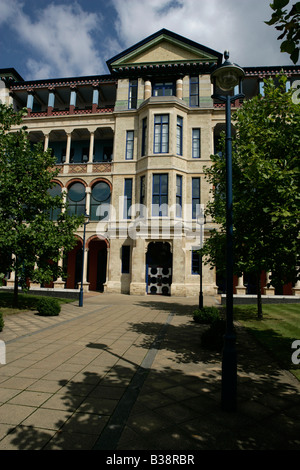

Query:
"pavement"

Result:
[[0, 292, 299, 452]]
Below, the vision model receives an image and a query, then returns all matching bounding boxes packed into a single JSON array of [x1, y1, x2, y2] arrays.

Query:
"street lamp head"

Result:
[[211, 50, 245, 92]]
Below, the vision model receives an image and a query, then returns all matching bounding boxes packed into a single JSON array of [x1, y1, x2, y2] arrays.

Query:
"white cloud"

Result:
[[111, 0, 292, 66], [0, 0, 20, 25], [1, 1, 107, 79]]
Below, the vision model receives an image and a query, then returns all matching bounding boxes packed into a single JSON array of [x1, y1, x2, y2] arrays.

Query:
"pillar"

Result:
[[26, 92, 34, 114], [44, 133, 49, 152], [89, 132, 94, 163], [129, 238, 146, 295], [82, 246, 90, 292], [176, 78, 183, 100], [54, 253, 66, 289], [63, 133, 72, 174], [69, 88, 77, 114], [61, 187, 67, 212], [92, 87, 99, 113], [292, 279, 300, 296], [85, 187, 91, 216], [264, 272, 275, 295], [144, 79, 151, 100], [236, 274, 246, 295], [47, 91, 55, 115]]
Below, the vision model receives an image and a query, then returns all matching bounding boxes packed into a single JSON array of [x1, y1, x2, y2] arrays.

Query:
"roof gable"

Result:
[[107, 29, 222, 72]]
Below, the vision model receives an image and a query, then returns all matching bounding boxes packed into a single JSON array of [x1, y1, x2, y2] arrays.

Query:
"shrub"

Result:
[[193, 306, 220, 324], [36, 297, 61, 316], [0, 311, 4, 331], [201, 318, 227, 351]]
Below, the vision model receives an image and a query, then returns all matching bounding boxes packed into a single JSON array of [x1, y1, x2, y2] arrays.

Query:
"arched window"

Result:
[[90, 181, 111, 221], [67, 182, 86, 216], [48, 183, 62, 220]]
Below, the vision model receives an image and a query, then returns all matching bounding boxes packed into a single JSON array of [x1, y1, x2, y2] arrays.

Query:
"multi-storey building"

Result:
[[1, 29, 299, 298]]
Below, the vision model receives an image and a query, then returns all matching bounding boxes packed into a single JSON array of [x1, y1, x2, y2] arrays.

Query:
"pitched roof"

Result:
[[106, 28, 223, 75]]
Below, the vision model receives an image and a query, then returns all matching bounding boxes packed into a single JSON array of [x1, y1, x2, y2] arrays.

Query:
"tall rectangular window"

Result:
[[122, 245, 130, 273], [126, 130, 134, 160], [152, 174, 168, 216], [192, 128, 201, 158], [192, 177, 200, 219], [177, 116, 183, 155], [141, 117, 147, 156], [128, 79, 138, 109], [190, 76, 199, 107], [176, 175, 182, 217], [154, 114, 169, 153], [140, 175, 145, 216], [191, 249, 200, 274], [124, 178, 133, 219]]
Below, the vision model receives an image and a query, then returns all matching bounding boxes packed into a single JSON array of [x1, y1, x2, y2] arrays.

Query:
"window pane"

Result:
[[68, 183, 85, 202], [153, 175, 160, 194], [92, 182, 111, 202], [161, 174, 168, 194]]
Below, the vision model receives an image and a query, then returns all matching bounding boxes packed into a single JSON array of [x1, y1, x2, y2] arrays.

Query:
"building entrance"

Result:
[[146, 242, 172, 295], [88, 239, 107, 292]]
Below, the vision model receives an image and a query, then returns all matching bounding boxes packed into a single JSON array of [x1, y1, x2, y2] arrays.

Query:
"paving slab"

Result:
[[0, 292, 299, 451]]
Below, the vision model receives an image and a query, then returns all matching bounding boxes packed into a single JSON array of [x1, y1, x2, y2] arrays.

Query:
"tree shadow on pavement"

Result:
[[4, 309, 300, 450]]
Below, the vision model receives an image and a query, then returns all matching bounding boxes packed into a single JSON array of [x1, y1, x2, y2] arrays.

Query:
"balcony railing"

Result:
[[56, 162, 113, 174], [26, 106, 114, 118]]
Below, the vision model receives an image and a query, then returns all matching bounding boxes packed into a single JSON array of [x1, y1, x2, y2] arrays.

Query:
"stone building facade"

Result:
[[1, 29, 299, 297]]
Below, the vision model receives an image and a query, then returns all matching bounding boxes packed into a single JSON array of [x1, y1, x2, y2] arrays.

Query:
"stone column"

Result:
[[176, 78, 183, 100], [92, 87, 99, 113], [130, 238, 146, 295], [236, 275, 246, 295], [292, 279, 300, 296], [82, 246, 90, 292], [85, 187, 91, 216], [61, 187, 67, 212], [47, 90, 55, 115], [264, 272, 275, 295], [54, 254, 66, 289], [64, 132, 72, 174], [69, 88, 77, 114], [26, 91, 34, 115], [89, 131, 94, 163], [144, 79, 152, 100], [44, 133, 49, 152], [171, 239, 186, 296]]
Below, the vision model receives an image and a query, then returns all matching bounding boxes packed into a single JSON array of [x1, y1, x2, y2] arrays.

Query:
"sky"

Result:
[[0, 0, 296, 81]]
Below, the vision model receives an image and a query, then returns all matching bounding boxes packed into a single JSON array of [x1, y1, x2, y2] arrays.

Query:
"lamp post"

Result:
[[197, 207, 206, 309], [211, 51, 245, 411], [79, 212, 90, 307]]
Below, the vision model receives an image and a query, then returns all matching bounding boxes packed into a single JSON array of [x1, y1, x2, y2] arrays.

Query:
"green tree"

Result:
[[265, 0, 300, 64], [202, 75, 300, 318], [0, 104, 83, 305]]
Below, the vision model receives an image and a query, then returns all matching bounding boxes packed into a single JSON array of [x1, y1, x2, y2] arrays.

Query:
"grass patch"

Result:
[[234, 304, 300, 381], [0, 291, 73, 317]]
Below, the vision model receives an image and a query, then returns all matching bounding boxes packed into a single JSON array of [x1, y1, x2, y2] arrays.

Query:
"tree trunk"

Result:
[[257, 273, 263, 320], [13, 257, 18, 307]]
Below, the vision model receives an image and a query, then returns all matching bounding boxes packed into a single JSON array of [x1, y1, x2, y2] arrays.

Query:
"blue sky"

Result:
[[0, 0, 296, 81]]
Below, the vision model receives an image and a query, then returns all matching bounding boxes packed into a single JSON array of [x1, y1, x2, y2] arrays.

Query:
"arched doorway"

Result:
[[87, 238, 108, 292], [146, 242, 172, 295], [65, 239, 83, 289]]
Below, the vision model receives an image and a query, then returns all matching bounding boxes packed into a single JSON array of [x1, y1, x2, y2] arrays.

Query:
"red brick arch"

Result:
[[65, 178, 87, 189], [89, 178, 112, 191]]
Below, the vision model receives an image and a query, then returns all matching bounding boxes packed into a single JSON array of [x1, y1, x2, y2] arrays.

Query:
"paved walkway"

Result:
[[0, 293, 299, 451]]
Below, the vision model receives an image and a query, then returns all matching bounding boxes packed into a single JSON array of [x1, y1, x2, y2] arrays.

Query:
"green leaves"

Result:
[[265, 1, 300, 64], [0, 103, 83, 292], [203, 74, 300, 296]]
